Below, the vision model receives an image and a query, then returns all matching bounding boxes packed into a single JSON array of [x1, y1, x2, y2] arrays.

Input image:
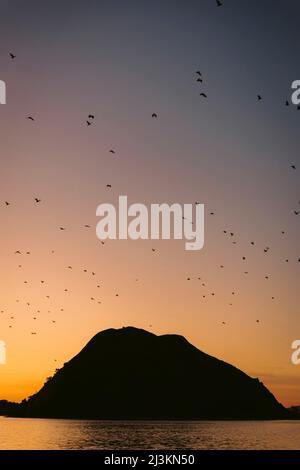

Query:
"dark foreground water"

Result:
[[0, 418, 299, 450]]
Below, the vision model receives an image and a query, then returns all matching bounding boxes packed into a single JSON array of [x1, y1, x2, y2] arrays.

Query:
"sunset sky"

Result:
[[0, 0, 299, 406]]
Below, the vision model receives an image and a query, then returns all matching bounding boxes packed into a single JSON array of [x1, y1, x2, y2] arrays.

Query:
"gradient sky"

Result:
[[0, 0, 299, 406]]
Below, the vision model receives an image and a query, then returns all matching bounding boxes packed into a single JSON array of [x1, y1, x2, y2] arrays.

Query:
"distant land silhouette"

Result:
[[0, 327, 297, 420]]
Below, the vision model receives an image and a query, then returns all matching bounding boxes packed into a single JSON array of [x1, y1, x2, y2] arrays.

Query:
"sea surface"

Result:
[[0, 418, 299, 450]]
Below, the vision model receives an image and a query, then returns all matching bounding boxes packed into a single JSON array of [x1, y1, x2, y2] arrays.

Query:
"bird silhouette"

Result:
[[88, 115, 95, 120], [294, 211, 299, 216], [27, 116, 35, 121], [34, 198, 41, 203], [291, 165, 296, 170], [152, 113, 158, 118], [200, 93, 207, 98], [86, 121, 92, 126], [216, 0, 223, 6], [106, 184, 112, 188], [257, 95, 262, 101], [9, 52, 16, 59], [109, 149, 116, 154], [5, 201, 10, 206]]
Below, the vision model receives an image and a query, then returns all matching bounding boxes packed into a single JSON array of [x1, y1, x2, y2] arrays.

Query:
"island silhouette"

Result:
[[0, 327, 296, 420]]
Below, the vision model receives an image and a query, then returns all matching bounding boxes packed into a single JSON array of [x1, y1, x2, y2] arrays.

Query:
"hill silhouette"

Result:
[[1, 327, 294, 419]]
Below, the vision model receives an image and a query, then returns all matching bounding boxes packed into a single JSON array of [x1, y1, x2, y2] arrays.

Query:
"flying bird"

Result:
[[109, 149, 116, 154], [9, 52, 16, 59], [152, 113, 158, 118], [106, 184, 112, 189], [291, 165, 296, 170], [88, 115, 95, 120], [216, 0, 223, 6], [86, 121, 92, 126], [34, 198, 41, 203], [200, 93, 207, 98], [27, 116, 35, 121]]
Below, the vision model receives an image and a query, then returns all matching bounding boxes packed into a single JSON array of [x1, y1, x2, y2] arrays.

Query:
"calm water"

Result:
[[0, 418, 299, 450]]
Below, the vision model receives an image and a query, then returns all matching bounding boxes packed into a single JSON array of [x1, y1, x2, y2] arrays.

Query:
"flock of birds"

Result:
[[1, 157, 298, 333], [2, 4, 299, 340]]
